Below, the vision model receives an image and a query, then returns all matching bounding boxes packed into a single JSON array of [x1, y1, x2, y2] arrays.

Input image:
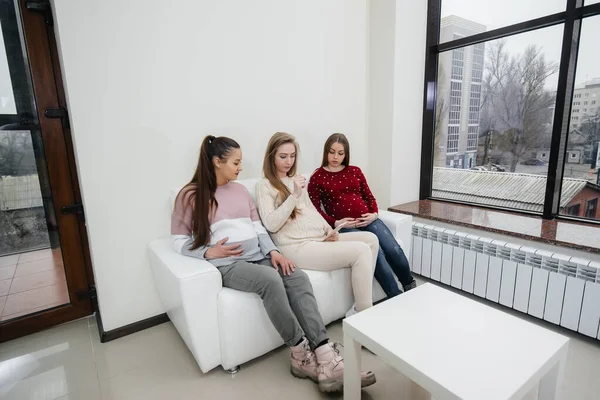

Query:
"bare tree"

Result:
[[0, 131, 34, 176], [434, 65, 450, 167], [484, 41, 558, 172], [580, 111, 600, 147]]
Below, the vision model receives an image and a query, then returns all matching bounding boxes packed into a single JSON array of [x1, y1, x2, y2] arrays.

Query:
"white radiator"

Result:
[[410, 223, 600, 340]]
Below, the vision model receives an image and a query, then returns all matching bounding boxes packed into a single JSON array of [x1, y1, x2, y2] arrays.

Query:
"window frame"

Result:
[[420, 0, 600, 224], [586, 198, 598, 218], [567, 203, 581, 216]]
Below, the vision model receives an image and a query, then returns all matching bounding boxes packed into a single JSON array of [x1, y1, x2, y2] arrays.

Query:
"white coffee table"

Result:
[[343, 283, 569, 400]]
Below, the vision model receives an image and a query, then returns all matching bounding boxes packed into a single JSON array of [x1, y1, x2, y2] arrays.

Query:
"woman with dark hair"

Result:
[[171, 135, 374, 393], [308, 133, 416, 299]]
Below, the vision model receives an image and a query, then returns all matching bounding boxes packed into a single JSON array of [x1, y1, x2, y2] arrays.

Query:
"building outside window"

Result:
[[436, 17, 486, 170], [425, 0, 600, 222], [566, 204, 580, 216]]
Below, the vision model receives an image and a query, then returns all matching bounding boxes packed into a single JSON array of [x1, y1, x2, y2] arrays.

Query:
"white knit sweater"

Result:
[[255, 177, 331, 246]]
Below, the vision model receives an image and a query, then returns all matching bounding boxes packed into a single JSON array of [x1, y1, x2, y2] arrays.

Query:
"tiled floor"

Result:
[[0, 248, 68, 321], [0, 282, 599, 400]]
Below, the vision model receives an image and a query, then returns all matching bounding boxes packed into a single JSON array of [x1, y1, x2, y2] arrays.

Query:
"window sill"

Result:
[[388, 200, 600, 254]]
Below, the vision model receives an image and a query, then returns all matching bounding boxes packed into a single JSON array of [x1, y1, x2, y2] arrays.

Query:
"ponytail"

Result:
[[177, 135, 240, 249]]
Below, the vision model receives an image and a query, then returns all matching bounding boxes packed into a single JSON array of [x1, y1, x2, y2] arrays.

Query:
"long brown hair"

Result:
[[178, 135, 240, 249], [321, 133, 350, 167], [263, 132, 300, 219]]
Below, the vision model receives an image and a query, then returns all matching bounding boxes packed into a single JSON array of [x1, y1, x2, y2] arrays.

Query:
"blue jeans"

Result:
[[341, 218, 413, 298]]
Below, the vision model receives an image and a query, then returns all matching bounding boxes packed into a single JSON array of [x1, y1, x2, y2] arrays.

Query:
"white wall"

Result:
[[367, 0, 427, 208], [52, 0, 369, 330], [389, 1, 427, 206], [367, 0, 396, 208]]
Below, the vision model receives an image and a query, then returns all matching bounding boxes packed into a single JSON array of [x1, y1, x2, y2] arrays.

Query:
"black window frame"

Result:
[[586, 198, 598, 218], [420, 0, 600, 224]]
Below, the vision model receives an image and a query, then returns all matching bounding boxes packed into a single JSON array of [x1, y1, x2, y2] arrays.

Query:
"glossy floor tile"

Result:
[[14, 258, 62, 278], [0, 255, 19, 268], [0, 281, 599, 400], [9, 268, 65, 295], [0, 265, 16, 281], [0, 279, 10, 296], [0, 248, 68, 321], [18, 249, 54, 264], [1, 283, 69, 321], [90, 318, 197, 381]]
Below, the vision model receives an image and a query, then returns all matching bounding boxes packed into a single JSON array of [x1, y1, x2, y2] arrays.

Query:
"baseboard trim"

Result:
[[97, 313, 170, 343]]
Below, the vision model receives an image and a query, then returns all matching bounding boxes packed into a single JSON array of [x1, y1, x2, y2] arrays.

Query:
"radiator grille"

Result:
[[410, 223, 600, 340], [484, 243, 497, 257], [511, 249, 526, 264], [497, 246, 511, 261], [526, 253, 542, 269], [449, 235, 460, 247]]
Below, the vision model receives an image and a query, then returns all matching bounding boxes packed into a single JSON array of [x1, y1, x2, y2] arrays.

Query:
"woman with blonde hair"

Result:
[[255, 132, 378, 390]]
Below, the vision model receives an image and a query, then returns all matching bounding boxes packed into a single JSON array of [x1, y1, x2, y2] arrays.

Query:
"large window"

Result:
[[560, 14, 600, 221], [423, 0, 600, 223], [439, 0, 567, 43]]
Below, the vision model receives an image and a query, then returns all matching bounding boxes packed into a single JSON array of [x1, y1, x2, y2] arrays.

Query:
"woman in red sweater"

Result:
[[308, 133, 416, 298]]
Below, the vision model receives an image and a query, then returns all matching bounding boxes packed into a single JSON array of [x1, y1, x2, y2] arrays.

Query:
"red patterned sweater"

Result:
[[308, 166, 378, 227]]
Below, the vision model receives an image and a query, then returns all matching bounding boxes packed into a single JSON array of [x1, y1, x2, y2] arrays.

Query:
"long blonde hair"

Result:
[[263, 132, 300, 219]]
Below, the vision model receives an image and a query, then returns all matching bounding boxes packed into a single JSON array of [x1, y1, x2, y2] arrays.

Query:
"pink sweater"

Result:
[[171, 182, 278, 266]]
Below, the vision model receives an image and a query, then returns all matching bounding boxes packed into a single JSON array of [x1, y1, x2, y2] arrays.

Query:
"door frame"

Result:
[[0, 0, 95, 342]]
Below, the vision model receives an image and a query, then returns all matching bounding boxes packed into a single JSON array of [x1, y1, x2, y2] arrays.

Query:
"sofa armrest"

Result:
[[379, 210, 413, 259], [148, 237, 222, 373]]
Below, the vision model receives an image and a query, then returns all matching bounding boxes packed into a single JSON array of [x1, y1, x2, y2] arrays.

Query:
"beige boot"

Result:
[[314, 342, 376, 392], [290, 338, 318, 382]]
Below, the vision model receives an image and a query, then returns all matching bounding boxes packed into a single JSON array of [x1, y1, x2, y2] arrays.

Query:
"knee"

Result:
[[288, 268, 312, 288], [291, 267, 309, 281], [364, 232, 379, 250], [370, 220, 392, 239], [355, 242, 373, 259], [261, 268, 285, 291]]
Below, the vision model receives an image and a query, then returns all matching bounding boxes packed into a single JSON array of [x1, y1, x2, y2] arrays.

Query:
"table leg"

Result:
[[343, 331, 362, 400], [538, 347, 567, 400]]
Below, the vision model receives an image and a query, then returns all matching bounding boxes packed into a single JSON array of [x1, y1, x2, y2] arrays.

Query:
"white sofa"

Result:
[[147, 177, 413, 373]]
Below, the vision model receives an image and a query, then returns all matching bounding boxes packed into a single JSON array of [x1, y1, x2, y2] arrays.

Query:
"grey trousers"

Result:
[[217, 258, 328, 349]]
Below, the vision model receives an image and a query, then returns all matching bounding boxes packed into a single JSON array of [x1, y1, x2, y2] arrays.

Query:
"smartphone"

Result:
[[323, 221, 347, 241]]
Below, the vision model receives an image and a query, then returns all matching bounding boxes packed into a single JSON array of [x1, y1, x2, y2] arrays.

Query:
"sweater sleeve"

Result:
[[247, 188, 279, 257], [356, 167, 379, 214], [307, 173, 337, 227], [171, 189, 210, 259], [255, 179, 299, 233]]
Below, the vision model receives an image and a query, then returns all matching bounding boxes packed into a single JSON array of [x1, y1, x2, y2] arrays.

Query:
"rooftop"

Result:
[[432, 167, 599, 212]]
